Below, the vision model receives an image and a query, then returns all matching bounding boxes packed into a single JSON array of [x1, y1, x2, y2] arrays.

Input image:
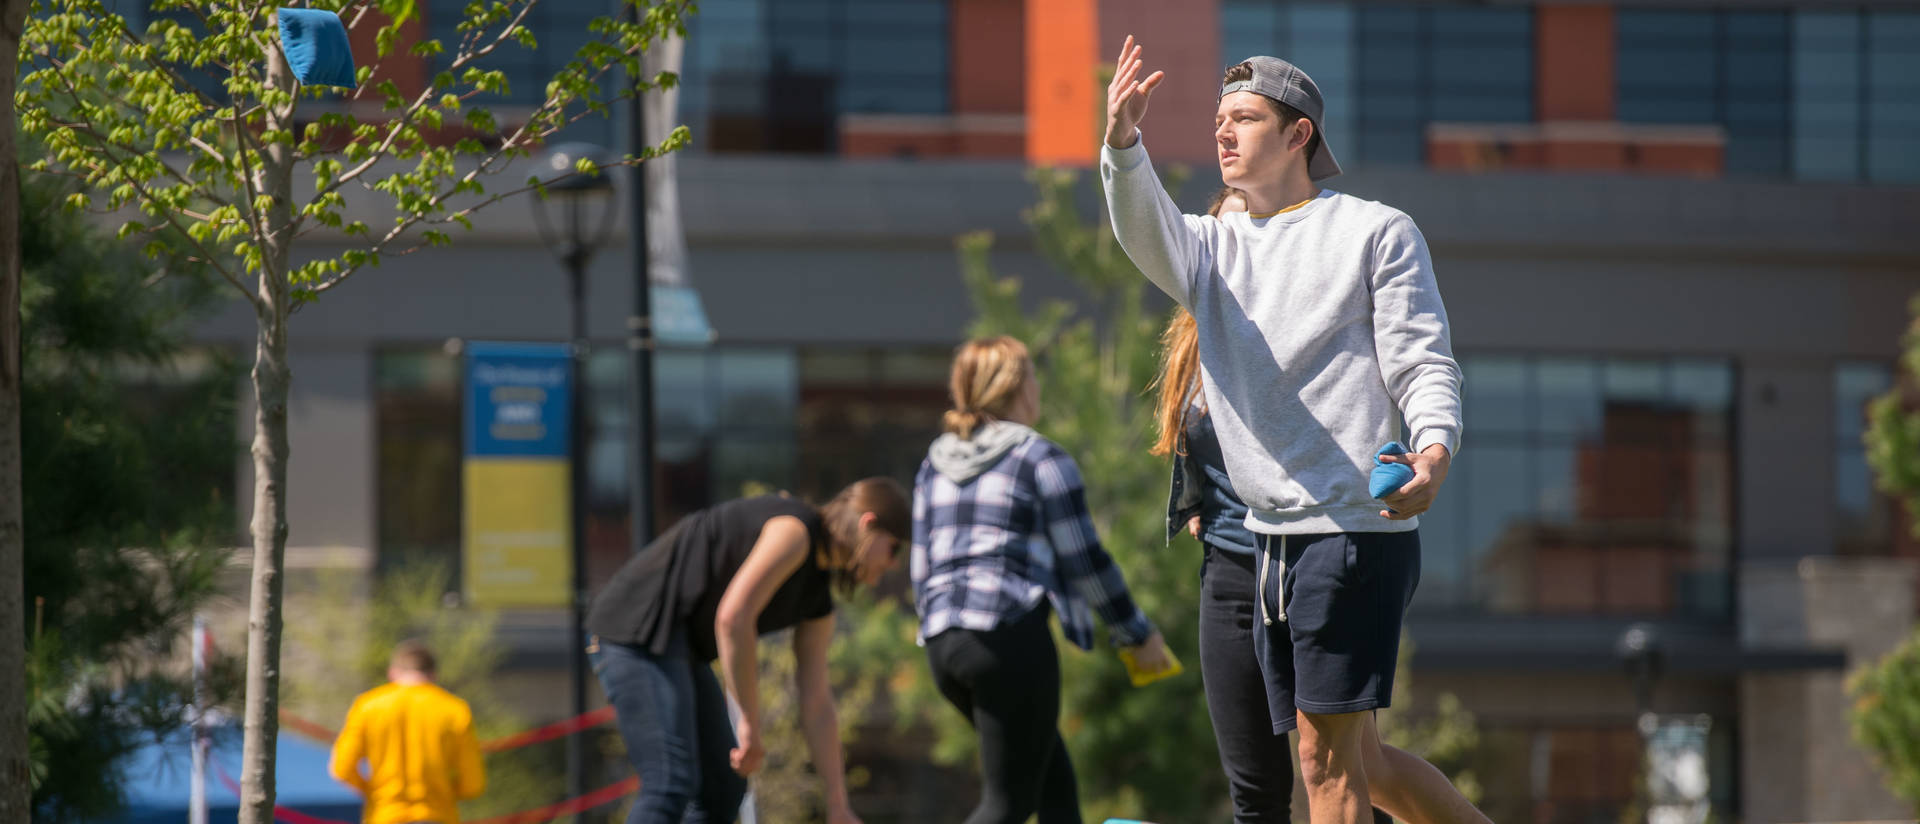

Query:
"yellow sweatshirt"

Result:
[[329, 682, 486, 824]]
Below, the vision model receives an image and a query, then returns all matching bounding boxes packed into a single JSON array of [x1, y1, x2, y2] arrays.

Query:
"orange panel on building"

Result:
[[1536, 4, 1615, 122], [1026, 0, 1099, 166]]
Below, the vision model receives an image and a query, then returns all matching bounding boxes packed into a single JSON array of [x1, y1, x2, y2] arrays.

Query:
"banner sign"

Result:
[[462, 342, 572, 608]]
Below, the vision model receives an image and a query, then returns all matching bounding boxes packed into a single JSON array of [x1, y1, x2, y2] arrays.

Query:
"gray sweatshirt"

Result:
[[1102, 137, 1462, 535]]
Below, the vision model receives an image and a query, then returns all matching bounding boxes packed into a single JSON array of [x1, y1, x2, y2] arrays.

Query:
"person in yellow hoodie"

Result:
[[330, 641, 486, 824]]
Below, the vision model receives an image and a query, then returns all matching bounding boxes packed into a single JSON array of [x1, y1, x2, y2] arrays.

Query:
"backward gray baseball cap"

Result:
[[1219, 56, 1343, 181]]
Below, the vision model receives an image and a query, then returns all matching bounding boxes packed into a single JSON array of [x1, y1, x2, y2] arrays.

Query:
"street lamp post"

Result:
[[1616, 622, 1664, 720], [530, 143, 617, 807]]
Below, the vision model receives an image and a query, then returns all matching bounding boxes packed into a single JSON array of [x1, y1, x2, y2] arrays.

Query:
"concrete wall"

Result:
[[1740, 558, 1918, 823]]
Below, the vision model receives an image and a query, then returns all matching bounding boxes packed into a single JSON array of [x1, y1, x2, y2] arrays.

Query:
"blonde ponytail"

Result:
[[944, 336, 1033, 439]]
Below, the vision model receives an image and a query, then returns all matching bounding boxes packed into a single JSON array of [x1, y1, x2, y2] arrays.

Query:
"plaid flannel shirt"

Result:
[[911, 433, 1155, 651]]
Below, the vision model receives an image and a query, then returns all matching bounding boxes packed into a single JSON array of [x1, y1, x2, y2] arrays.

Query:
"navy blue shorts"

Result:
[[1251, 530, 1421, 732]]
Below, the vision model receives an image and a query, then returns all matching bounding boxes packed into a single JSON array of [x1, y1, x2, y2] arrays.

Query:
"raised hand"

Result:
[[1105, 35, 1166, 150]]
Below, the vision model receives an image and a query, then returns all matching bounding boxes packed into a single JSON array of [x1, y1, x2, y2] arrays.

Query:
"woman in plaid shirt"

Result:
[[911, 336, 1171, 824]]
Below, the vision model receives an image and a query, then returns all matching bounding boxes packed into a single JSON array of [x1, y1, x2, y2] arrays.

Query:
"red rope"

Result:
[[479, 706, 618, 753]]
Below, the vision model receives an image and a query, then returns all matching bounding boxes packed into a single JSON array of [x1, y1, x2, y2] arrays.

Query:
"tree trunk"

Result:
[[235, 36, 298, 824], [0, 0, 36, 818]]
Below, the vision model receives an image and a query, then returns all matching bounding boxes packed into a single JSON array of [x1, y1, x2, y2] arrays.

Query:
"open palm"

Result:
[[1105, 35, 1166, 150]]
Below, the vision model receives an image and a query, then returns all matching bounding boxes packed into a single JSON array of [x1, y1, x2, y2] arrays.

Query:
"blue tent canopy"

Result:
[[105, 724, 361, 824]]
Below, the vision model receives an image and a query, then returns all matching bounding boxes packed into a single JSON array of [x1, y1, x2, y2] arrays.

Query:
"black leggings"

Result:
[[927, 604, 1081, 824], [1200, 546, 1392, 823]]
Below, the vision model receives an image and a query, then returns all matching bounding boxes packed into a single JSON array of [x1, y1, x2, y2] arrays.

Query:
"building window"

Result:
[[1351, 5, 1532, 167], [679, 0, 949, 153], [795, 347, 951, 501], [1616, 9, 1792, 176], [375, 348, 463, 577], [1617, 11, 1721, 125], [1865, 12, 1920, 183], [1793, 11, 1863, 181], [1835, 361, 1897, 555], [1417, 355, 1736, 620], [425, 0, 615, 144], [1791, 10, 1920, 183]]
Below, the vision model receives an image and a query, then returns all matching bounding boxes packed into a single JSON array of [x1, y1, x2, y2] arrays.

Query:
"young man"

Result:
[[1100, 39, 1488, 824], [330, 641, 487, 824]]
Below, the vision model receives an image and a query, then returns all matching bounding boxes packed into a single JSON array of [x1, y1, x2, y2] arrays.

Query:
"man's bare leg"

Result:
[[1297, 710, 1373, 824], [1355, 712, 1492, 824]]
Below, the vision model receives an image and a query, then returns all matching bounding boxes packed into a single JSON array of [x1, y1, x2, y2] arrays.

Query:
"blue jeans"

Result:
[[589, 631, 746, 824]]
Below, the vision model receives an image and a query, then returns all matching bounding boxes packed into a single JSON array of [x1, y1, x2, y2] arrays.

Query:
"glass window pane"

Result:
[[1835, 362, 1893, 440], [1866, 12, 1920, 182], [878, 348, 952, 385], [376, 350, 463, 576], [1670, 359, 1735, 441], [800, 349, 874, 384], [1793, 11, 1864, 180], [1603, 359, 1666, 405], [656, 350, 713, 436], [1222, 1, 1282, 66], [1534, 444, 1579, 524], [715, 438, 796, 500], [1463, 356, 1528, 437], [1285, 5, 1358, 162], [1415, 471, 1468, 609], [1356, 6, 1425, 166], [1465, 445, 1533, 612], [1834, 451, 1889, 551], [1428, 8, 1532, 123], [1537, 358, 1601, 439], [1617, 11, 1718, 123], [1724, 12, 1791, 175], [587, 351, 631, 508], [718, 349, 798, 430]]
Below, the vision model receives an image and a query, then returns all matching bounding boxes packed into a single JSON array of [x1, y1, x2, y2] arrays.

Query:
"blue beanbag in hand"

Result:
[[1369, 441, 1415, 500], [277, 8, 358, 89]]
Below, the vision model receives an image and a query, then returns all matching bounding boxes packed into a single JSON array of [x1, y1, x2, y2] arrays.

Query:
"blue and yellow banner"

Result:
[[462, 342, 572, 608]]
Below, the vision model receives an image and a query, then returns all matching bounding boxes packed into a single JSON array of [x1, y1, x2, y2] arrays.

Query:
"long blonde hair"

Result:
[[1149, 187, 1243, 457], [943, 336, 1032, 439]]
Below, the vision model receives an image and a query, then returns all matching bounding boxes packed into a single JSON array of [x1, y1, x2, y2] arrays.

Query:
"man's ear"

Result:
[[1292, 118, 1315, 153]]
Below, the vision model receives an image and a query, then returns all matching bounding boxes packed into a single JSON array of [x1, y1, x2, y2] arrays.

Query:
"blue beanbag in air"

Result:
[[1369, 441, 1415, 500], [277, 8, 357, 89]]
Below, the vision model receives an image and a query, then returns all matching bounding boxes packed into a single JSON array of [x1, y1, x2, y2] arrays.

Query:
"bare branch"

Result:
[[187, 135, 230, 166]]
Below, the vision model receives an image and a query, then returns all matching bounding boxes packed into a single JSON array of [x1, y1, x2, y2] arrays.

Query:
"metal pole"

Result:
[[626, 2, 655, 553], [190, 615, 209, 824], [566, 250, 591, 807]]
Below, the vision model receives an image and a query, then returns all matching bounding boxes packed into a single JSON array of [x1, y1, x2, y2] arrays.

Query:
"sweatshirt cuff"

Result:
[[1101, 134, 1150, 172], [1109, 611, 1155, 647], [1412, 427, 1459, 457]]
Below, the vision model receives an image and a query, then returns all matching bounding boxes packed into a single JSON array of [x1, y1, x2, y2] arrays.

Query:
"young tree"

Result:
[[1865, 294, 1920, 540], [16, 3, 691, 821], [1850, 627, 1920, 815], [1857, 295, 1920, 814]]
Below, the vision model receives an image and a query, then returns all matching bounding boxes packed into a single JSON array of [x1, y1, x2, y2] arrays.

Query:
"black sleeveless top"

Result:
[[586, 495, 835, 662]]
